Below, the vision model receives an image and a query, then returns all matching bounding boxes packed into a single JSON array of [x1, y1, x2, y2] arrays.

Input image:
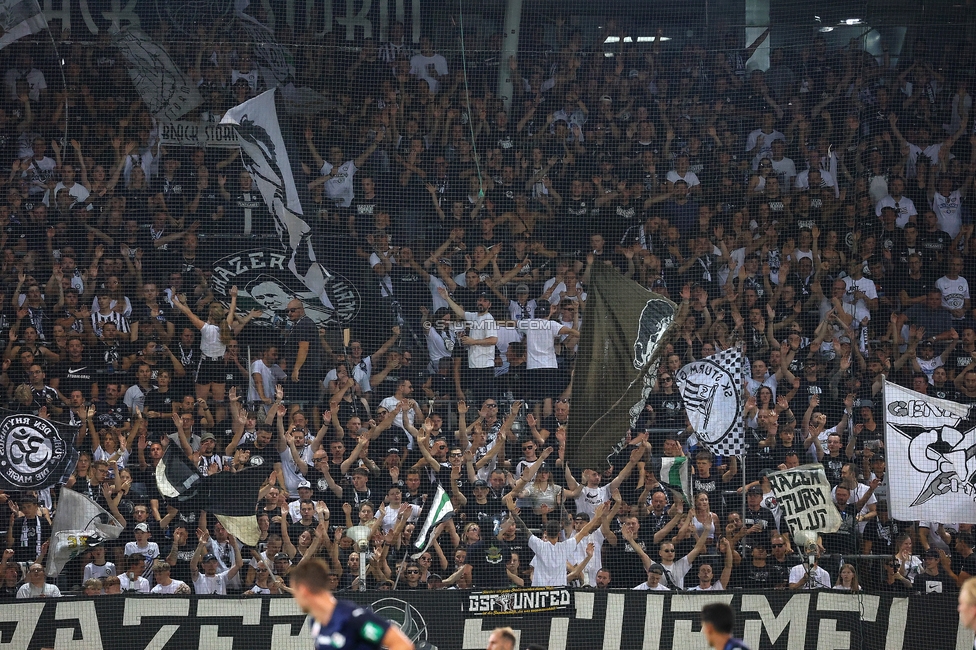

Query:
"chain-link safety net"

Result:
[[0, 0, 974, 648]]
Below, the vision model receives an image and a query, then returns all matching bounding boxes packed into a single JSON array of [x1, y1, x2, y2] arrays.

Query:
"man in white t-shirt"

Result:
[[633, 563, 672, 590], [789, 551, 832, 589], [875, 177, 918, 228], [517, 302, 579, 417], [190, 530, 243, 595], [409, 37, 449, 93], [657, 530, 710, 590], [522, 503, 607, 587], [936, 256, 971, 321], [666, 153, 701, 193], [439, 286, 497, 405], [150, 562, 189, 594], [248, 343, 280, 407], [569, 511, 606, 587], [746, 113, 786, 167], [306, 131, 383, 208], [842, 262, 878, 315], [686, 541, 734, 591], [930, 175, 965, 238]]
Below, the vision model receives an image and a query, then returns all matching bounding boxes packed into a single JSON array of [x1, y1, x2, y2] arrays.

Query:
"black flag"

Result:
[[156, 446, 265, 545], [568, 263, 677, 470]]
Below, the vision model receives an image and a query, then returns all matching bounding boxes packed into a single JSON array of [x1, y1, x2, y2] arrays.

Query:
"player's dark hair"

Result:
[[289, 558, 333, 592], [701, 602, 735, 634]]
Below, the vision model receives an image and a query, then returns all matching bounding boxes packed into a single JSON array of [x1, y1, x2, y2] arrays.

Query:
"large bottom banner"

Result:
[[5, 590, 971, 649]]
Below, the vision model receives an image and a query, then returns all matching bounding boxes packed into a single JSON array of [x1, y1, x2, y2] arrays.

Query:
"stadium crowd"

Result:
[[0, 11, 972, 598]]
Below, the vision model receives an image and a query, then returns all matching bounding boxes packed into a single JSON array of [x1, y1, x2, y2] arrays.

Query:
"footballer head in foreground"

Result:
[[701, 602, 750, 650], [291, 558, 414, 650]]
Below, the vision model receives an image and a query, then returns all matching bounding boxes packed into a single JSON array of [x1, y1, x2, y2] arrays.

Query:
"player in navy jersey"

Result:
[[290, 559, 414, 650], [701, 602, 751, 650]]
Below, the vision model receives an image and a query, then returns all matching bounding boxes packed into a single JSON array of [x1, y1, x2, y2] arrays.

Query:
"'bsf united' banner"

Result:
[[885, 381, 976, 523], [767, 464, 842, 534]]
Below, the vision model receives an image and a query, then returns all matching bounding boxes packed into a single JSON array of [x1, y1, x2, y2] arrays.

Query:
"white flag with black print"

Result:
[[675, 344, 745, 456], [111, 26, 203, 121], [0, 0, 46, 51], [885, 381, 976, 524]]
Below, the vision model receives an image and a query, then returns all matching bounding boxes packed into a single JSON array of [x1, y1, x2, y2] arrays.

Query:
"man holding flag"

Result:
[[410, 420, 458, 558]]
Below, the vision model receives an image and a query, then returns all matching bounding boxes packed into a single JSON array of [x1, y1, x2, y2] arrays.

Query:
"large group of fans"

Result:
[[0, 10, 971, 599]]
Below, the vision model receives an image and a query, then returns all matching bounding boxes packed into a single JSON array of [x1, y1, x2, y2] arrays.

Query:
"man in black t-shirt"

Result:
[[50, 336, 98, 399], [914, 549, 957, 594], [466, 536, 513, 589], [741, 486, 778, 550], [281, 300, 323, 412], [733, 541, 789, 589]]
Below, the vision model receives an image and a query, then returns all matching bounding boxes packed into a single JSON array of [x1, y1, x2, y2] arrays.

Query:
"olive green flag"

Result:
[[568, 263, 678, 470]]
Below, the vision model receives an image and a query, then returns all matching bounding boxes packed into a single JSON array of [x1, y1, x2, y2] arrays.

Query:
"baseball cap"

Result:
[[838, 336, 851, 344], [600, 95, 612, 103], [516, 284, 530, 294], [199, 432, 216, 442], [202, 553, 217, 562], [134, 522, 150, 532], [746, 485, 763, 496], [920, 340, 934, 348], [387, 446, 402, 456], [574, 512, 590, 522], [274, 552, 291, 561], [473, 479, 489, 488], [871, 453, 886, 463], [924, 548, 941, 559], [297, 479, 312, 489], [537, 462, 551, 473]]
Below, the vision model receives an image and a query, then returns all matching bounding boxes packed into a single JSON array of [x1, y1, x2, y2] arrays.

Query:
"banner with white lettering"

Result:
[[884, 380, 976, 524], [767, 464, 842, 534], [6, 591, 968, 649], [111, 26, 203, 122], [160, 121, 240, 148], [464, 587, 573, 616]]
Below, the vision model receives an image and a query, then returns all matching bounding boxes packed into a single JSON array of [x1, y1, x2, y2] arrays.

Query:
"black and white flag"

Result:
[[885, 381, 976, 524], [221, 89, 342, 319], [0, 0, 46, 51], [111, 26, 203, 121], [46, 488, 123, 577], [0, 413, 77, 490], [156, 446, 265, 545], [675, 345, 744, 456]]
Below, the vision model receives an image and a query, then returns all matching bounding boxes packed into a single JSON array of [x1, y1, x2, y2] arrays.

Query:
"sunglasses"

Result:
[[406, 570, 420, 574], [484, 403, 498, 408], [450, 452, 463, 457], [660, 377, 673, 382]]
